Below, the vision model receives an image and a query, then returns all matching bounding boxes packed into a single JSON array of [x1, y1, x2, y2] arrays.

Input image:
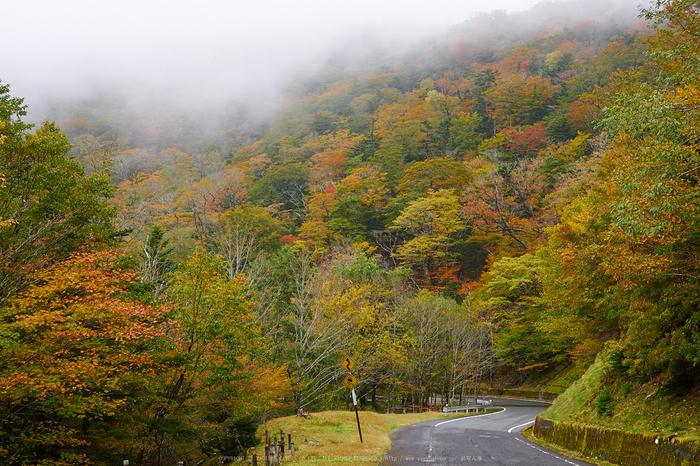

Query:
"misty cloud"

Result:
[[1, 1, 545, 114], [2, 0, 645, 120]]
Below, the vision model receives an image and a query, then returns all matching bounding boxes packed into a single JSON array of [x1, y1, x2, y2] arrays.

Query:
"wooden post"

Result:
[[252, 455, 257, 466], [265, 446, 270, 466], [290, 442, 295, 459], [279, 430, 284, 462], [265, 430, 269, 446], [288, 433, 292, 449]]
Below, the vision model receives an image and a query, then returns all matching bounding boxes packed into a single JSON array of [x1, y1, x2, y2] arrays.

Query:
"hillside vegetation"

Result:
[[1, 0, 699, 464], [544, 352, 700, 440]]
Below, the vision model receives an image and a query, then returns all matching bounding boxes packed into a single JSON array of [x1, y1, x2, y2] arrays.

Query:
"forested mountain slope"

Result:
[[2, 0, 698, 463]]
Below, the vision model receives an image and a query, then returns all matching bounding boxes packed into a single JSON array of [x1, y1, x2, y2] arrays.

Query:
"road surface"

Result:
[[380, 398, 594, 466]]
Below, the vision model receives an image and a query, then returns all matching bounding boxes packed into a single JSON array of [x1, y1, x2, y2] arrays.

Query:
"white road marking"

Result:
[[512, 435, 581, 465], [424, 404, 582, 465], [507, 420, 535, 433], [434, 408, 506, 427]]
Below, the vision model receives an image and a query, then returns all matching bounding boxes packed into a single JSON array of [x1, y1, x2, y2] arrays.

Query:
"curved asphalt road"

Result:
[[380, 398, 594, 466]]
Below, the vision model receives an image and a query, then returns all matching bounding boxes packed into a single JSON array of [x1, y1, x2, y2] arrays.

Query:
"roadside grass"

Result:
[[540, 352, 607, 422], [248, 410, 441, 466], [244, 409, 500, 466], [525, 360, 595, 395]]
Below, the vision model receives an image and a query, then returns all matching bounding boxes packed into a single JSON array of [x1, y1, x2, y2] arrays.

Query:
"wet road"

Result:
[[380, 398, 594, 466]]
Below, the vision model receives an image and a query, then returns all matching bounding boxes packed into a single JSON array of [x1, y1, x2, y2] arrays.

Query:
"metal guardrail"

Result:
[[442, 399, 492, 416]]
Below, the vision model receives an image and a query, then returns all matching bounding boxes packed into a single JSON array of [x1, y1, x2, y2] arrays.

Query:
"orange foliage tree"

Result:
[[0, 250, 167, 464], [462, 156, 550, 255]]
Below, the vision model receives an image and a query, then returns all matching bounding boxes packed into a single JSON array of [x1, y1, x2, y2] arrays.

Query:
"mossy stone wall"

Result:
[[533, 417, 700, 466]]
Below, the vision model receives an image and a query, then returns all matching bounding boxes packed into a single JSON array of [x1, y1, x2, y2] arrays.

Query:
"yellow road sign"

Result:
[[342, 374, 358, 389], [341, 356, 356, 373]]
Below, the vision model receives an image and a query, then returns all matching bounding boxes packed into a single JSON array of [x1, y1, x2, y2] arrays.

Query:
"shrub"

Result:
[[595, 386, 614, 417]]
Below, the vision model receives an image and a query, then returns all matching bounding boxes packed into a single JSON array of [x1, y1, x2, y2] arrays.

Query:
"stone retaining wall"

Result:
[[533, 417, 700, 466]]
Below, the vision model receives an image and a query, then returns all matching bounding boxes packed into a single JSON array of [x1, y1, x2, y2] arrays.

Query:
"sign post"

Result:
[[340, 357, 362, 443], [351, 388, 363, 443]]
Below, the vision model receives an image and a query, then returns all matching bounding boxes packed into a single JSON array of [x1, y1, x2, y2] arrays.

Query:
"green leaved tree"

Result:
[[391, 189, 465, 288], [0, 82, 116, 303]]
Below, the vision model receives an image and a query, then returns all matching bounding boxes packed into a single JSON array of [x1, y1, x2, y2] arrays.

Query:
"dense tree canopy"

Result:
[[0, 83, 116, 303]]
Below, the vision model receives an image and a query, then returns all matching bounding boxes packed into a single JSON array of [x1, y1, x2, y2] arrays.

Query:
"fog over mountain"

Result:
[[2, 0, 645, 122]]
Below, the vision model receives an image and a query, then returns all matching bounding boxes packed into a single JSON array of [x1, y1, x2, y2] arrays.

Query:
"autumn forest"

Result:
[[1, 0, 699, 464]]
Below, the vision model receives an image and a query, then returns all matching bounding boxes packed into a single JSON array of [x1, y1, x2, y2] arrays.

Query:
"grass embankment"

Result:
[[522, 360, 594, 395], [248, 410, 496, 466], [540, 351, 700, 442]]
